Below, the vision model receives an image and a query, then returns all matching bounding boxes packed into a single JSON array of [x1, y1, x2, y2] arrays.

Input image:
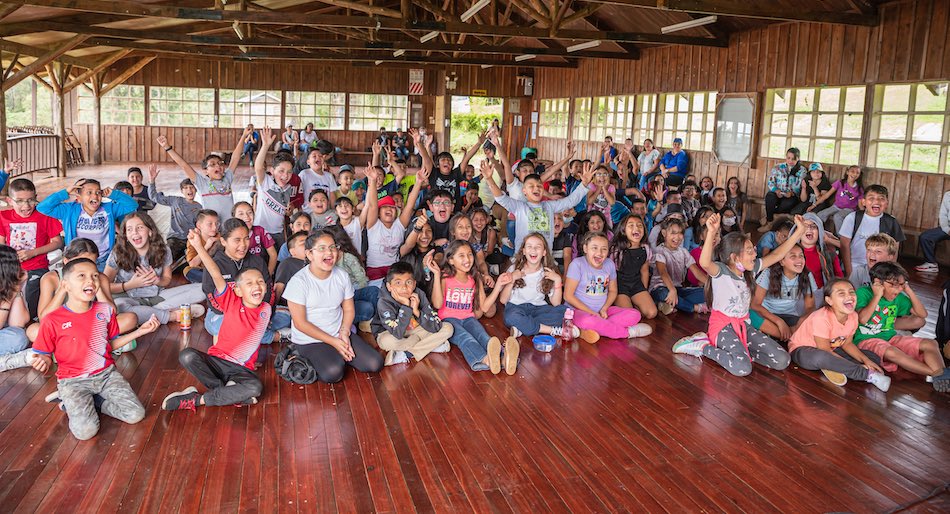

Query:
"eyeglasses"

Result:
[[884, 279, 907, 287], [431, 200, 453, 206], [10, 198, 37, 205], [311, 244, 340, 253]]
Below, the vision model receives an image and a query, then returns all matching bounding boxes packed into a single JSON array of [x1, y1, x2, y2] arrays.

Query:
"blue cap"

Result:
[[672, 137, 684, 144], [808, 162, 823, 172]]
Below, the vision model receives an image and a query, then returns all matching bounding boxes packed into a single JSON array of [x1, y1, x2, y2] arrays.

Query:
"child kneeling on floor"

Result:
[[673, 213, 806, 377], [30, 258, 159, 440], [373, 261, 453, 366], [162, 229, 269, 411], [787, 278, 890, 390]]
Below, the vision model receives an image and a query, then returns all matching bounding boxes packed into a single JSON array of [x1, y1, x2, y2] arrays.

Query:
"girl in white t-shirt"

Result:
[[499, 233, 598, 343], [673, 213, 806, 377]]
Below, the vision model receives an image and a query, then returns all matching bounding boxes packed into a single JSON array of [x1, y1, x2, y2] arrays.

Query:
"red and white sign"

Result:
[[409, 69, 424, 96]]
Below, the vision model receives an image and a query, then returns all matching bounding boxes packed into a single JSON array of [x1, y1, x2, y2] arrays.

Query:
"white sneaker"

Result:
[[431, 342, 451, 353], [867, 370, 891, 392], [628, 323, 653, 338], [385, 350, 409, 366], [0, 349, 33, 372], [672, 333, 709, 357], [510, 326, 522, 338], [278, 327, 291, 338], [189, 304, 206, 319], [915, 262, 939, 273]]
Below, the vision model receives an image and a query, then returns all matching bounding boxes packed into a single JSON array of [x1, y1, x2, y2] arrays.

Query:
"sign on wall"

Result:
[[409, 69, 424, 95]]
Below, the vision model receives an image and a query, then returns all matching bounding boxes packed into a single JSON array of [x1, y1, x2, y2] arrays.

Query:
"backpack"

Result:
[[274, 344, 318, 385], [937, 279, 950, 352]]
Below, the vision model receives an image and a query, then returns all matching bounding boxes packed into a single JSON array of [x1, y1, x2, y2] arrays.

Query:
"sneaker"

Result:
[[45, 390, 61, 404], [112, 339, 136, 356], [503, 336, 520, 376], [278, 327, 291, 338], [628, 323, 653, 338], [692, 303, 710, 315], [487, 337, 502, 375], [0, 349, 33, 372], [915, 262, 939, 273], [672, 334, 709, 357], [431, 342, 451, 353], [162, 386, 201, 411], [579, 328, 600, 344], [821, 369, 848, 386], [385, 350, 409, 366], [867, 370, 891, 392], [658, 302, 674, 316], [510, 326, 522, 338], [189, 304, 205, 319], [930, 368, 950, 393], [357, 320, 372, 333]]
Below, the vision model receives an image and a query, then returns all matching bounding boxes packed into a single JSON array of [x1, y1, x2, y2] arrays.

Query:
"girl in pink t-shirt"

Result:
[[429, 240, 513, 374], [787, 278, 890, 390], [816, 165, 864, 232]]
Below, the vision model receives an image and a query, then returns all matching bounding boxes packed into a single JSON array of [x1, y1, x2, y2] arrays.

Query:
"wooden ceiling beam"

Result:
[[0, 2, 21, 21], [62, 48, 132, 92], [313, 0, 402, 18], [581, 0, 879, 26], [2, 34, 88, 91], [99, 55, 155, 95], [3, 0, 726, 46], [0, 38, 94, 67]]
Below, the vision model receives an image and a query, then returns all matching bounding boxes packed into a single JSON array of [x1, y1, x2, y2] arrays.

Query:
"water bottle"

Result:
[[561, 308, 575, 343]]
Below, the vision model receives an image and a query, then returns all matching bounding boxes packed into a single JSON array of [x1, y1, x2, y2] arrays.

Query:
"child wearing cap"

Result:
[[792, 162, 832, 214]]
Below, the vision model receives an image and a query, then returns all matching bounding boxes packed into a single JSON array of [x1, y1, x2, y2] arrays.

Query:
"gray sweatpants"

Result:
[[115, 283, 206, 324], [58, 365, 145, 440], [703, 324, 791, 376], [791, 346, 880, 381]]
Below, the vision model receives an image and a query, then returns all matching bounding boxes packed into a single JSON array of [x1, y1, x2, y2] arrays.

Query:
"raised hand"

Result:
[[372, 140, 382, 156], [187, 228, 204, 248], [156, 135, 169, 148], [706, 212, 722, 233], [3, 158, 22, 172], [260, 126, 276, 147], [408, 127, 421, 145], [365, 162, 379, 183], [792, 214, 806, 231], [423, 250, 439, 275], [581, 161, 595, 185], [147, 163, 160, 183], [870, 278, 885, 298]]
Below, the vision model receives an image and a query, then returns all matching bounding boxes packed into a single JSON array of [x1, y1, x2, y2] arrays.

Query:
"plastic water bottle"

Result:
[[561, 308, 575, 343]]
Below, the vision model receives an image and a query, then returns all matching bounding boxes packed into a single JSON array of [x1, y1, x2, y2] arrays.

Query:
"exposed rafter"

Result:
[[582, 0, 879, 26], [62, 48, 132, 92], [2, 35, 89, 91]]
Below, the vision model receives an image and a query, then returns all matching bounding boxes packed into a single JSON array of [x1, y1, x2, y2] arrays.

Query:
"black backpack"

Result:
[[274, 344, 317, 385], [937, 279, 950, 353]]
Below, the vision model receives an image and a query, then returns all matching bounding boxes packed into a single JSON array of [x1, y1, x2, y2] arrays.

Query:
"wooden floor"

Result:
[[1, 164, 949, 513]]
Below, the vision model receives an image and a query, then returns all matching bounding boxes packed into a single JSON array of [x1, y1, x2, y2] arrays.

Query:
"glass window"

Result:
[[869, 81, 950, 173], [285, 91, 346, 131], [347, 94, 407, 131], [78, 85, 145, 126], [148, 86, 215, 127], [572, 98, 591, 141], [218, 89, 281, 128], [762, 86, 865, 165], [656, 91, 716, 150], [631, 94, 657, 146], [587, 96, 636, 142], [539, 98, 569, 138]]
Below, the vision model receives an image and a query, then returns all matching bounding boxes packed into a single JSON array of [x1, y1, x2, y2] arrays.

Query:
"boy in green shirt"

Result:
[[855, 262, 948, 392]]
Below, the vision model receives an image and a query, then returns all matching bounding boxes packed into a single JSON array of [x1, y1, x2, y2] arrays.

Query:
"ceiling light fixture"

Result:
[[460, 0, 491, 22], [660, 15, 717, 34], [393, 49, 405, 57], [566, 40, 601, 52], [514, 54, 536, 62], [420, 31, 440, 43]]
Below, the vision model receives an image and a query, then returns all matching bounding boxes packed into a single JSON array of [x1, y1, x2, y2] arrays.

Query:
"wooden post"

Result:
[[48, 63, 68, 177], [0, 78, 7, 166], [91, 74, 102, 165]]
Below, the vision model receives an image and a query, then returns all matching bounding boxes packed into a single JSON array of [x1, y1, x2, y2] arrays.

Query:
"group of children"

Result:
[[0, 129, 947, 441]]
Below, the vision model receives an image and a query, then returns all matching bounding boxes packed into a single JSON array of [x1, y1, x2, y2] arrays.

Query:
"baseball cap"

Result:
[[377, 195, 396, 208], [339, 164, 354, 173], [672, 137, 683, 144]]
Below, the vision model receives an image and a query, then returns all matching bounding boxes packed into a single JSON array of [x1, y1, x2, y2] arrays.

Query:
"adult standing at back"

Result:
[[659, 138, 689, 187], [760, 147, 806, 231]]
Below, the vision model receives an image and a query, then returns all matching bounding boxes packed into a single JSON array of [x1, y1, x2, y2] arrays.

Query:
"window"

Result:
[[588, 96, 636, 142], [538, 98, 569, 138], [3, 80, 52, 126], [869, 82, 950, 173], [285, 91, 346, 130], [148, 86, 215, 127], [572, 97, 591, 141], [218, 89, 281, 128], [632, 94, 657, 145], [657, 91, 716, 151], [762, 86, 865, 165], [77, 85, 145, 125], [348, 94, 408, 131]]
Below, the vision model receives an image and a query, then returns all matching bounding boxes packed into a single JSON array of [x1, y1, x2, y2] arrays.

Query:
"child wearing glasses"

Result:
[[0, 167, 65, 319]]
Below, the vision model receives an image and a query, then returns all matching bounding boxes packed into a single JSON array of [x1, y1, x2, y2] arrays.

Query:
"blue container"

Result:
[[532, 335, 556, 352]]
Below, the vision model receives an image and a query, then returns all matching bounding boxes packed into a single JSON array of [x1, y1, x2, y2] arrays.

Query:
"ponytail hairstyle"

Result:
[[705, 232, 756, 306], [113, 212, 168, 271], [609, 214, 646, 265], [0, 246, 24, 303], [63, 238, 99, 260], [511, 232, 556, 296], [765, 243, 813, 300], [440, 239, 482, 313]]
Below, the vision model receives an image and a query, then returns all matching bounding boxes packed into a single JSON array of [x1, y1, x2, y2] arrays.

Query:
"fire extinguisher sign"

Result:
[[409, 69, 424, 96]]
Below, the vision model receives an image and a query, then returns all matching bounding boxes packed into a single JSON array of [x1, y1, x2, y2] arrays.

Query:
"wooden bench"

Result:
[[337, 149, 374, 166]]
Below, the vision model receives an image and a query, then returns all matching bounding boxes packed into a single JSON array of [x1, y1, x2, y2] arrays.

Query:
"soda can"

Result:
[[180, 304, 192, 331]]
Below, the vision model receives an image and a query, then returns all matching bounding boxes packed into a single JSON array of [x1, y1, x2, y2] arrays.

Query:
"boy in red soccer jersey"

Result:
[[31, 258, 159, 440], [161, 228, 270, 411]]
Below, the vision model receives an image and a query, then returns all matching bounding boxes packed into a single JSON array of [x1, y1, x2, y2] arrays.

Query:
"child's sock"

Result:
[[431, 342, 451, 353], [866, 370, 891, 392], [385, 350, 409, 366]]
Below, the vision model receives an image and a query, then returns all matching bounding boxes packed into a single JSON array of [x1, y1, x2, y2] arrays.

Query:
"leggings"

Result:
[[702, 323, 790, 376], [790, 346, 880, 381], [179, 348, 263, 406], [573, 306, 641, 339], [293, 334, 383, 383]]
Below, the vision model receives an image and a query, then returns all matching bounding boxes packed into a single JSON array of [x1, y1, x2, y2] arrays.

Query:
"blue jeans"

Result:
[[242, 142, 259, 162], [394, 147, 410, 161], [0, 326, 29, 355], [353, 286, 379, 323], [504, 303, 567, 336], [650, 286, 706, 313], [919, 227, 950, 263], [298, 143, 311, 153], [206, 308, 290, 345], [185, 268, 204, 284], [445, 317, 491, 371]]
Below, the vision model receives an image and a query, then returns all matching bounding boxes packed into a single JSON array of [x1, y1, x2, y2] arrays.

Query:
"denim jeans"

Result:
[[0, 326, 29, 356], [650, 286, 706, 312], [353, 286, 379, 323], [206, 308, 290, 345], [185, 268, 204, 284], [919, 227, 950, 263], [242, 142, 259, 162], [445, 317, 491, 371], [503, 303, 567, 336]]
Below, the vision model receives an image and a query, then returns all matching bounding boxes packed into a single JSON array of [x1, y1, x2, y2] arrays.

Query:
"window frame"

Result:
[[347, 93, 408, 131], [631, 94, 658, 146], [284, 91, 347, 131], [656, 91, 717, 151], [148, 86, 216, 128], [77, 85, 146, 126], [868, 81, 950, 174], [538, 98, 570, 139], [217, 88, 282, 128]]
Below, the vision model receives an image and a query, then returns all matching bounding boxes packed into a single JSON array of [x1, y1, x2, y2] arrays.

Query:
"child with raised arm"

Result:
[[30, 258, 159, 440], [157, 132, 243, 221], [161, 228, 270, 411], [364, 164, 425, 285], [673, 213, 806, 377], [252, 127, 297, 248], [146, 163, 201, 262], [37, 178, 138, 271]]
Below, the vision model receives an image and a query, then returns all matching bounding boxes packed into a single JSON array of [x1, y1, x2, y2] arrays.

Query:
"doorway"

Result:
[[449, 96, 504, 163]]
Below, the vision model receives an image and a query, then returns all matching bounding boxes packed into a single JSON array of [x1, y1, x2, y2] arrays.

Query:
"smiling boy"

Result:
[[146, 163, 201, 262], [157, 132, 243, 221], [839, 185, 906, 279]]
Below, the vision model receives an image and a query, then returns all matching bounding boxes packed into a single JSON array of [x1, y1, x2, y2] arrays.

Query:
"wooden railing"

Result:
[[6, 132, 59, 177]]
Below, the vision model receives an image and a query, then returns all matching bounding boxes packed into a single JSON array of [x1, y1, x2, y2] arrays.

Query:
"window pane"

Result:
[[818, 89, 841, 112], [816, 114, 837, 137], [794, 89, 815, 112], [771, 114, 789, 135], [839, 140, 860, 164], [844, 87, 866, 112], [879, 114, 907, 140], [912, 114, 943, 142], [768, 136, 789, 159], [841, 113, 863, 138], [914, 83, 948, 112], [881, 84, 911, 111], [875, 142, 905, 169], [792, 114, 813, 135], [773, 89, 791, 111], [813, 139, 836, 163], [908, 144, 940, 171]]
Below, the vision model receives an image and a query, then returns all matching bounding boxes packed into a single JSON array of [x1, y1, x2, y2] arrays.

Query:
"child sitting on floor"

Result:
[[161, 228, 271, 412], [373, 261, 453, 366], [787, 278, 890, 390], [649, 217, 708, 315], [30, 258, 158, 440], [750, 244, 817, 341], [184, 209, 220, 284], [146, 164, 201, 262], [0, 246, 36, 372], [609, 214, 658, 319]]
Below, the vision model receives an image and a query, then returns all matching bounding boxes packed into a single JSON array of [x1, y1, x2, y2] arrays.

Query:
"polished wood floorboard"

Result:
[[1, 164, 948, 513]]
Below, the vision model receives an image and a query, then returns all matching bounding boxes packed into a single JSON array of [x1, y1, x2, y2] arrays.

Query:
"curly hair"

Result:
[[0, 246, 24, 303], [112, 212, 168, 272], [511, 232, 556, 296]]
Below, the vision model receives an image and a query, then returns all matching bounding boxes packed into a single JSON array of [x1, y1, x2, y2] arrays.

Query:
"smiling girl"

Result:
[[610, 214, 657, 319]]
